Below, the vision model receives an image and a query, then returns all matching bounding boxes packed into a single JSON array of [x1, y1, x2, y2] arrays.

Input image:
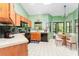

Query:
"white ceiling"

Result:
[[21, 3, 78, 16]]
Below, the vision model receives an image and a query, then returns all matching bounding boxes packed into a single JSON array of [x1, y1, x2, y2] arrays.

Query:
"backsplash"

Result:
[[0, 26, 11, 38]]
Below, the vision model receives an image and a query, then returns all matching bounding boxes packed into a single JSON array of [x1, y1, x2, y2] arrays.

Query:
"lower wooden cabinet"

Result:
[[25, 32, 48, 42], [0, 43, 28, 56], [41, 33, 48, 42], [31, 32, 41, 41]]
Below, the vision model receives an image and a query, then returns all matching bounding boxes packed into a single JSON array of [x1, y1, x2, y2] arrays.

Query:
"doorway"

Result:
[[53, 22, 64, 33]]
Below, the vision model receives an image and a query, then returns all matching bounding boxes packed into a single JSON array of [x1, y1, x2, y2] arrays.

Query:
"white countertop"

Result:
[[30, 30, 48, 33], [0, 33, 28, 48]]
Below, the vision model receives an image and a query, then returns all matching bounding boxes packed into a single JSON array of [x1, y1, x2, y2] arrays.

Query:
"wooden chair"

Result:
[[66, 33, 77, 49], [55, 33, 63, 45]]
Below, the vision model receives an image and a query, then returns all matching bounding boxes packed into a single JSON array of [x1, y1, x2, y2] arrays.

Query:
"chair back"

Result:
[[69, 33, 76, 43]]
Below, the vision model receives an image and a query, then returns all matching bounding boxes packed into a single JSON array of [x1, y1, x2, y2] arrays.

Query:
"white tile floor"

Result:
[[28, 39, 78, 56]]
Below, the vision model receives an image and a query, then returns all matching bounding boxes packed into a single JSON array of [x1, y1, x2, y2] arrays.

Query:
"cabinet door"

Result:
[[0, 3, 9, 18], [23, 17, 32, 27], [20, 16, 26, 23], [41, 33, 48, 42], [18, 43, 28, 56], [15, 14, 21, 26], [28, 20, 32, 27], [10, 4, 16, 24], [20, 16, 32, 27], [31, 32, 41, 41]]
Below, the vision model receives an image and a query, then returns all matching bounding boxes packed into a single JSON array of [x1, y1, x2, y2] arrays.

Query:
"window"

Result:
[[66, 21, 72, 33], [66, 22, 70, 33], [34, 22, 42, 30], [58, 23, 64, 32], [75, 20, 78, 33], [53, 23, 56, 33], [53, 22, 64, 33]]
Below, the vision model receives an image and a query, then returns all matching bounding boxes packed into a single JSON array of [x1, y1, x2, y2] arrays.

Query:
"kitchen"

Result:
[[0, 3, 31, 56], [0, 3, 78, 56], [0, 3, 48, 56]]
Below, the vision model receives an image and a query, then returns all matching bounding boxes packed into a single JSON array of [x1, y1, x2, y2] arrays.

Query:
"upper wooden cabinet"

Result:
[[15, 14, 21, 26], [28, 20, 32, 27], [0, 3, 10, 24], [0, 3, 32, 27], [10, 4, 16, 25], [0, 3, 15, 24], [20, 16, 32, 27], [0, 3, 9, 18], [20, 16, 26, 23]]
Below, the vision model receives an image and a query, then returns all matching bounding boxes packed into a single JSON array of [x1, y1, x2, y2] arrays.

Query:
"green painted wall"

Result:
[[66, 8, 78, 33], [13, 3, 30, 30], [51, 16, 64, 22], [48, 14, 65, 22], [48, 8, 78, 33], [14, 4, 78, 34], [66, 8, 78, 20], [14, 3, 29, 18], [28, 8, 78, 33], [28, 14, 49, 31], [48, 14, 53, 21]]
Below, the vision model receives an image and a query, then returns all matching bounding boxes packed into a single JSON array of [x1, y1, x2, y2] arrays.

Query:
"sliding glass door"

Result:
[[53, 22, 64, 33], [75, 20, 78, 33], [66, 21, 72, 33]]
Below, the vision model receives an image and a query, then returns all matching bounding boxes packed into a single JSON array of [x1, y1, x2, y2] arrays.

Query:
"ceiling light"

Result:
[[43, 2, 52, 5]]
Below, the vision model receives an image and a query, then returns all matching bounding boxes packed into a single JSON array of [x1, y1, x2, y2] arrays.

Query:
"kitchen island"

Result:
[[25, 31, 48, 42], [0, 33, 28, 56]]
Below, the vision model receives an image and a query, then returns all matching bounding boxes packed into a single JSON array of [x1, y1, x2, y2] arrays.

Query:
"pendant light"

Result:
[[64, 5, 66, 18]]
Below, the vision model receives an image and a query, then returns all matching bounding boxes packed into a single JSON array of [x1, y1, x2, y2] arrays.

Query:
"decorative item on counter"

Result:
[[4, 31, 10, 38]]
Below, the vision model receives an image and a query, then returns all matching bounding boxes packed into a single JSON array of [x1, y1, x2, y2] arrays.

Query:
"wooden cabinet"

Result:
[[15, 13, 32, 27], [10, 4, 16, 25], [20, 16, 27, 23], [28, 20, 32, 27], [0, 3, 32, 27], [26, 32, 48, 42], [24, 18, 32, 27], [0, 3, 9, 18], [20, 16, 32, 27], [31, 32, 41, 41], [0, 3, 15, 24], [15, 14, 21, 26], [0, 43, 28, 56], [41, 33, 48, 42], [0, 3, 10, 24]]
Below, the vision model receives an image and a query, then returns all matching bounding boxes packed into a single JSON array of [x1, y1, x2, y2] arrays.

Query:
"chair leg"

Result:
[[70, 43, 77, 49], [55, 40, 62, 46], [70, 43, 72, 49]]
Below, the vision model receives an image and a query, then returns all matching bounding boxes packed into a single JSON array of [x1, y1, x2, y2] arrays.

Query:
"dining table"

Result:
[[61, 34, 70, 46]]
